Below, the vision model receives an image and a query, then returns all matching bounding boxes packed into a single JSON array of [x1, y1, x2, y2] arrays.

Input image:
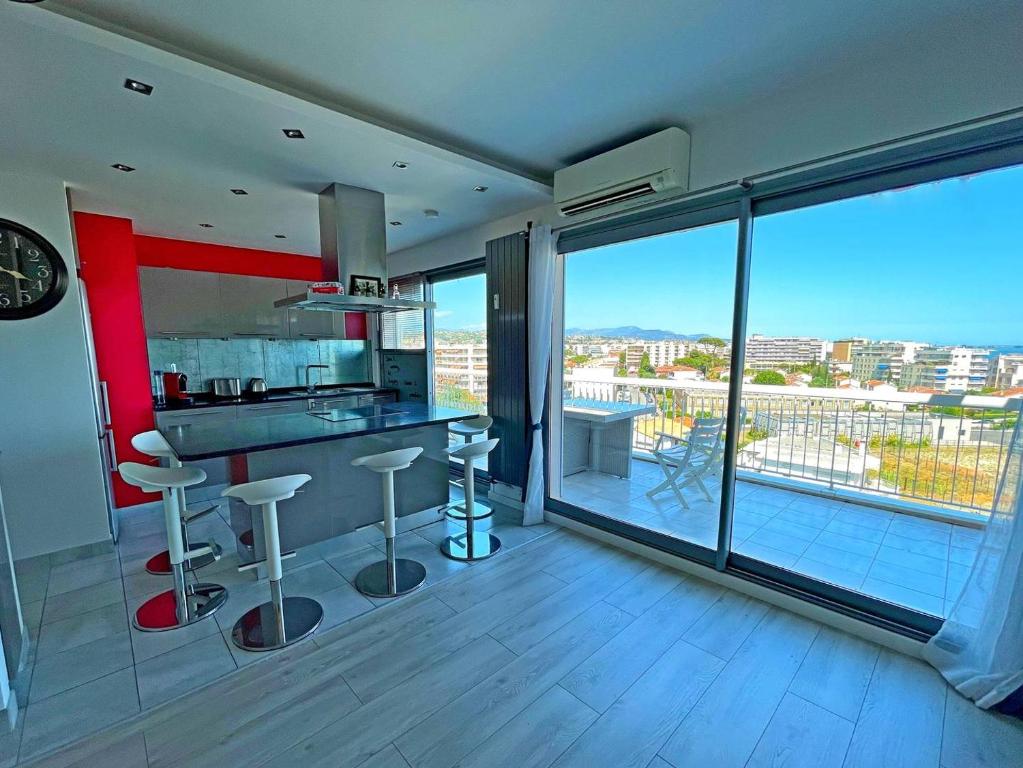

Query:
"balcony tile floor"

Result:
[[560, 459, 982, 619]]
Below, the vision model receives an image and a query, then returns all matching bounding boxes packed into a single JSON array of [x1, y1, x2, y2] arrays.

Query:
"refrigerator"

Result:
[[77, 279, 119, 542]]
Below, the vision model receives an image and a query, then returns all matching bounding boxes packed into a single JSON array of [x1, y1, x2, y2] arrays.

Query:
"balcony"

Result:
[[556, 375, 1018, 617]]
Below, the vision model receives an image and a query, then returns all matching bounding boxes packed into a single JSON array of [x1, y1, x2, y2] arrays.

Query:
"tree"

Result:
[[674, 351, 726, 376], [638, 352, 656, 378], [697, 336, 727, 348], [752, 370, 786, 386], [614, 351, 627, 377]]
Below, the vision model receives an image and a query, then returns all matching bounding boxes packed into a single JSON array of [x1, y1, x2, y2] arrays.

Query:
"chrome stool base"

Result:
[[145, 541, 220, 575], [355, 558, 427, 598], [441, 532, 501, 562], [231, 594, 323, 652], [445, 499, 493, 522], [133, 583, 228, 632]]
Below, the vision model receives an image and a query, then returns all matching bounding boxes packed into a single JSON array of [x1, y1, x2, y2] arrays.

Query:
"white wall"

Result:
[[389, 58, 1022, 275], [0, 172, 111, 559]]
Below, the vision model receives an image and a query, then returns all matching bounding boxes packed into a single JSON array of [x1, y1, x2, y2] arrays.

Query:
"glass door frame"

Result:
[[425, 258, 489, 484], [544, 123, 1023, 640]]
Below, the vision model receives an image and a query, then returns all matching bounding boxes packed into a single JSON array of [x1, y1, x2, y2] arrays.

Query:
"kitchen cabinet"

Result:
[[219, 275, 290, 338], [237, 400, 309, 417], [285, 280, 346, 340], [139, 267, 224, 337]]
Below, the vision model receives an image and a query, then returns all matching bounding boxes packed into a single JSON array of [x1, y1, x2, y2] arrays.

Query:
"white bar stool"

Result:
[[441, 438, 501, 562], [131, 430, 222, 575], [445, 416, 494, 522], [118, 462, 228, 631], [351, 447, 427, 598], [222, 474, 323, 651]]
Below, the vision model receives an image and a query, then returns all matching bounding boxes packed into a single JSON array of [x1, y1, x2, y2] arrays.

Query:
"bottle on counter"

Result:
[[153, 370, 165, 404]]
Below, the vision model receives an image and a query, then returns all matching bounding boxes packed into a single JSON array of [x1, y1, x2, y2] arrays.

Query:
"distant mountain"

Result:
[[565, 326, 715, 341]]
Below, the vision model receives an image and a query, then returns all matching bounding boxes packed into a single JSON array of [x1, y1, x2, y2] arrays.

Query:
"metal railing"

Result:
[[565, 374, 1020, 519]]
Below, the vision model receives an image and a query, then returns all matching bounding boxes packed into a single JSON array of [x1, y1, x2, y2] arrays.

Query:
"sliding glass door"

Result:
[[548, 214, 739, 560], [546, 146, 1023, 636]]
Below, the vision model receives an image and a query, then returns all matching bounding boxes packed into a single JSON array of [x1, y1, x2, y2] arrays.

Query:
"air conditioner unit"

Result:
[[553, 127, 690, 217]]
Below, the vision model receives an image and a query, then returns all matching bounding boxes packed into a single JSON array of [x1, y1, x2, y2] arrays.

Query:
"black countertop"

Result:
[[154, 384, 398, 412], [159, 403, 477, 460]]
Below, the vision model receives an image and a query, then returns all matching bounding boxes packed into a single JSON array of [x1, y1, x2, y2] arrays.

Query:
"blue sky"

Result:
[[433, 163, 1023, 346]]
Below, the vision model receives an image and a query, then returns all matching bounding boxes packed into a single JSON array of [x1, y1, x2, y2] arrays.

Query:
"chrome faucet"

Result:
[[305, 364, 329, 394]]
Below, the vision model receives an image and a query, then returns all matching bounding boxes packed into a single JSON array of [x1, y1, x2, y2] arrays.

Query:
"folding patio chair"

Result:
[[646, 416, 726, 508]]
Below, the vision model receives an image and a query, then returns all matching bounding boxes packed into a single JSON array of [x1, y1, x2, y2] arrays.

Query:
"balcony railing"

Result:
[[565, 374, 1020, 522]]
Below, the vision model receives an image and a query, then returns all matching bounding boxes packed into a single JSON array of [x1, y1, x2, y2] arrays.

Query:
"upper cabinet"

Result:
[[139, 268, 353, 339], [139, 268, 224, 337], [285, 280, 345, 340], [219, 274, 290, 338]]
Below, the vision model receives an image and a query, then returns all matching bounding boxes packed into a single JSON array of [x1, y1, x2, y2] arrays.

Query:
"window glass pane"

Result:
[[734, 162, 1023, 618], [382, 273, 425, 349], [554, 220, 738, 551], [432, 273, 488, 413]]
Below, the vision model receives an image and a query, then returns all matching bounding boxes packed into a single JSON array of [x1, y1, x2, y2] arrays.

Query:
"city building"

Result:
[[654, 364, 702, 381], [645, 340, 691, 368], [831, 337, 870, 363], [849, 341, 928, 385], [992, 353, 1023, 389], [433, 343, 489, 401], [744, 335, 828, 369], [945, 346, 993, 392]]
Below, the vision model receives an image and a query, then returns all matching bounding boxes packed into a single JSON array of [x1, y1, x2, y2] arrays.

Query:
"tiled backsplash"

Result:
[[147, 337, 371, 392]]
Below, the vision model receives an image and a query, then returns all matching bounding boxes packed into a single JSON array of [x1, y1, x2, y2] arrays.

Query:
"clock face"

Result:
[[0, 219, 69, 320]]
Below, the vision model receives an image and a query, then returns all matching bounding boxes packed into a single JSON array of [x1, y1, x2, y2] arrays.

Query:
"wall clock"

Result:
[[0, 218, 69, 320]]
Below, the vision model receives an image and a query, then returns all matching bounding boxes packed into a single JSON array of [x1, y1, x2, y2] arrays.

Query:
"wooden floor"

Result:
[[21, 527, 1023, 768]]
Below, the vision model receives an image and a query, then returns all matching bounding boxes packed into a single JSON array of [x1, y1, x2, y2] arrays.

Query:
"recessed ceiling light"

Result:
[[423, 209, 439, 218], [274, 234, 287, 239], [392, 161, 409, 169], [472, 185, 488, 192], [111, 163, 135, 172], [124, 78, 153, 95], [199, 223, 214, 228], [282, 129, 305, 139], [389, 221, 403, 226], [231, 188, 248, 195]]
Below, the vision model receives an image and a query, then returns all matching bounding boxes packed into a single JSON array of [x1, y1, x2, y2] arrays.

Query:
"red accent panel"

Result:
[[135, 235, 322, 280], [74, 213, 157, 507], [229, 455, 249, 485], [344, 311, 368, 340]]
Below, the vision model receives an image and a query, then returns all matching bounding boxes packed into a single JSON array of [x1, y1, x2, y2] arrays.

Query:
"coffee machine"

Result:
[[162, 372, 190, 402]]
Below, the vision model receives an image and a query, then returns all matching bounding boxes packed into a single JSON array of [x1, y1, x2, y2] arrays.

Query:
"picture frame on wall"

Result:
[[349, 274, 384, 297]]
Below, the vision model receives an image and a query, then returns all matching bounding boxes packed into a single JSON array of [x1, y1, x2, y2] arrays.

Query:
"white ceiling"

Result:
[[2, 1, 1022, 257], [0, 6, 551, 255]]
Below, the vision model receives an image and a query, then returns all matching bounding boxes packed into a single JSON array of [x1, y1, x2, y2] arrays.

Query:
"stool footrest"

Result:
[[237, 550, 296, 573], [182, 502, 219, 524]]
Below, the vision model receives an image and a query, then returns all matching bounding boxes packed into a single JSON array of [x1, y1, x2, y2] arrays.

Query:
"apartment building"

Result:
[[946, 346, 993, 392], [850, 341, 928, 384], [434, 343, 489, 400], [645, 340, 691, 367], [744, 335, 828, 370], [993, 354, 1023, 389]]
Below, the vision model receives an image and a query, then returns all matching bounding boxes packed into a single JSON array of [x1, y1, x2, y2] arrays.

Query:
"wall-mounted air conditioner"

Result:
[[553, 127, 690, 217]]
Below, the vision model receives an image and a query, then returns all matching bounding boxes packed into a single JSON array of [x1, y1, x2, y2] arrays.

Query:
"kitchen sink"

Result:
[[287, 388, 348, 397]]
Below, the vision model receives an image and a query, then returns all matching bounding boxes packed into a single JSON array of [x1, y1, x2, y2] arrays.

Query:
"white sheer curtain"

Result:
[[523, 224, 555, 526], [924, 403, 1023, 713]]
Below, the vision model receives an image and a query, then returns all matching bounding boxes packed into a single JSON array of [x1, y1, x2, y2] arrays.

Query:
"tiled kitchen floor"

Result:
[[560, 459, 983, 618], [9, 485, 553, 764]]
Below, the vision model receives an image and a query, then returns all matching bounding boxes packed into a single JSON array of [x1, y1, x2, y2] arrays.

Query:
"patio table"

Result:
[[563, 398, 655, 478]]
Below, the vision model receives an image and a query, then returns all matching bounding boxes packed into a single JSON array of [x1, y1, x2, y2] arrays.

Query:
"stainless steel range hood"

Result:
[[275, 182, 435, 313]]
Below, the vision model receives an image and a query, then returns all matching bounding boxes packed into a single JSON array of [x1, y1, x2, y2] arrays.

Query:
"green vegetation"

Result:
[[673, 350, 728, 378], [752, 370, 786, 386], [697, 336, 727, 348], [638, 352, 657, 378]]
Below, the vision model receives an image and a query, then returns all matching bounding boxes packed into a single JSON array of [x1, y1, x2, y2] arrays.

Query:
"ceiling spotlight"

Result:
[[111, 163, 135, 172], [231, 188, 248, 195], [274, 234, 287, 239], [199, 223, 214, 228], [124, 78, 153, 95], [423, 209, 439, 218], [282, 128, 305, 139], [472, 185, 488, 192], [392, 161, 409, 169], [389, 221, 403, 226]]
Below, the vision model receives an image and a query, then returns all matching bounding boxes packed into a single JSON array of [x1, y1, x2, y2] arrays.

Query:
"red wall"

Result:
[[135, 235, 322, 280], [74, 213, 156, 506], [74, 218, 368, 508]]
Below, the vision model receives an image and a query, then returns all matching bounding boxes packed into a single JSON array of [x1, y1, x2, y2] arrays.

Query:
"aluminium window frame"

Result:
[[545, 117, 1023, 639]]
